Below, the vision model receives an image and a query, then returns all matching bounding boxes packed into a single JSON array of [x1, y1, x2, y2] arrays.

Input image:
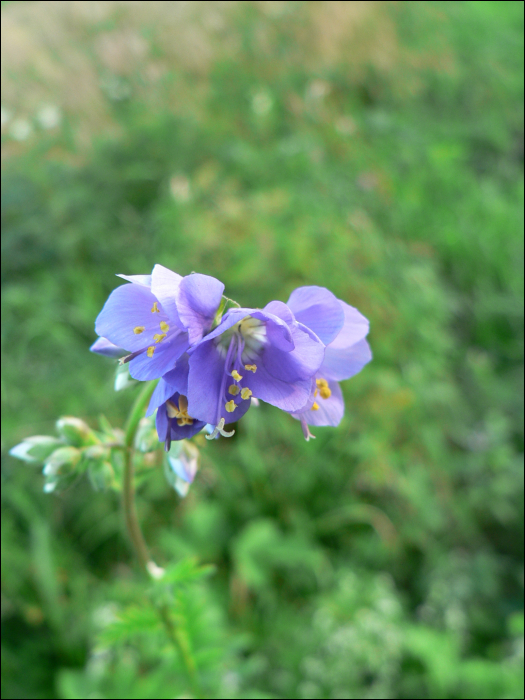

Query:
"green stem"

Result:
[[122, 380, 158, 574], [121, 380, 201, 697]]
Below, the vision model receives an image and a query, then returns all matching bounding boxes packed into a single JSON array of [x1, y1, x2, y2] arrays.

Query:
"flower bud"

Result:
[[164, 440, 200, 497], [43, 446, 81, 476], [42, 446, 81, 492], [9, 436, 63, 463], [56, 417, 97, 447], [88, 460, 115, 491], [82, 445, 114, 490]]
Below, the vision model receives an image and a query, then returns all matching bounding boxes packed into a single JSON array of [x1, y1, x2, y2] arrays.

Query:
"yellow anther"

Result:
[[231, 370, 243, 381], [244, 364, 257, 373], [228, 385, 240, 396], [316, 378, 329, 389], [319, 386, 332, 399], [241, 388, 252, 400], [147, 346, 155, 358], [159, 321, 169, 333], [167, 395, 194, 425], [314, 388, 318, 397], [311, 402, 320, 411], [133, 326, 145, 334], [166, 400, 181, 418], [153, 333, 166, 343], [225, 400, 236, 413], [151, 302, 160, 313]]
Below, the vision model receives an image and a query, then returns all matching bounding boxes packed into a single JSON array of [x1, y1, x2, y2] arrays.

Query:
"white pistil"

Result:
[[206, 418, 235, 440]]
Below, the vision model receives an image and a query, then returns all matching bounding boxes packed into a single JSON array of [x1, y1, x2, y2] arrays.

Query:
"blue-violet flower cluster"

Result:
[[92, 265, 371, 448]]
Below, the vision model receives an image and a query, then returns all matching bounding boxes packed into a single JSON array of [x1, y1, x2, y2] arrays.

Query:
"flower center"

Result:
[[216, 315, 267, 362], [166, 395, 194, 426]]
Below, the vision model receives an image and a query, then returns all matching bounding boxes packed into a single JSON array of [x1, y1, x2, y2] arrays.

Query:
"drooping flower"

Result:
[[184, 300, 327, 430], [94, 266, 224, 381], [286, 286, 372, 440], [146, 354, 206, 450]]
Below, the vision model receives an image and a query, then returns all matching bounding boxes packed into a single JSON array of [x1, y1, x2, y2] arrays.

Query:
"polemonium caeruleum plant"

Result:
[[10, 264, 371, 696]]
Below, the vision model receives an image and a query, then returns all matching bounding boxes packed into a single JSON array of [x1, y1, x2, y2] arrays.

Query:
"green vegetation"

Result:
[[1, 2, 523, 698]]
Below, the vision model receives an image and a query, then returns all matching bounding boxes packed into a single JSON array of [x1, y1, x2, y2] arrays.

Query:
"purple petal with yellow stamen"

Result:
[[150, 264, 184, 328], [293, 379, 344, 427], [155, 391, 206, 445], [241, 362, 313, 413], [95, 282, 173, 352], [147, 355, 190, 416], [322, 338, 372, 382], [287, 286, 345, 345], [128, 332, 190, 381]]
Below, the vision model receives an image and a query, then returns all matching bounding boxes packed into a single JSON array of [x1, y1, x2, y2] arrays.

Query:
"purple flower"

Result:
[[146, 354, 206, 450], [94, 266, 224, 381], [286, 286, 372, 440], [184, 300, 326, 429]]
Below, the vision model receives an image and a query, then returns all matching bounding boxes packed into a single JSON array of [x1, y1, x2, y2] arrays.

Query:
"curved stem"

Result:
[[122, 380, 158, 573], [121, 380, 201, 697]]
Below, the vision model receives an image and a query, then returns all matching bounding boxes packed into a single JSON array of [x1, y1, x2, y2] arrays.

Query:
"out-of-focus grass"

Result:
[[1, 2, 523, 698]]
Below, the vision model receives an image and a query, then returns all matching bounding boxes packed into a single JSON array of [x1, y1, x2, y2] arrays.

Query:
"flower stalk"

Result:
[[121, 379, 201, 698], [122, 380, 158, 574]]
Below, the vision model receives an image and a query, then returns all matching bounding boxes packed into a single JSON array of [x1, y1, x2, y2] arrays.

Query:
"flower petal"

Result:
[[187, 340, 226, 425], [176, 273, 225, 344], [156, 405, 169, 444], [95, 282, 172, 352], [116, 274, 152, 287], [329, 300, 369, 349], [167, 417, 204, 441], [260, 301, 296, 351], [286, 286, 345, 345], [322, 338, 372, 382], [261, 323, 324, 382], [192, 306, 294, 351], [150, 264, 184, 327], [242, 362, 312, 412], [90, 337, 124, 358], [293, 379, 344, 427], [128, 332, 190, 381], [147, 379, 177, 417], [146, 355, 190, 416]]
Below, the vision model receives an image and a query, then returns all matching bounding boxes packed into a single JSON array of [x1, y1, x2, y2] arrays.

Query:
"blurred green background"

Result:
[[1, 1, 523, 698]]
